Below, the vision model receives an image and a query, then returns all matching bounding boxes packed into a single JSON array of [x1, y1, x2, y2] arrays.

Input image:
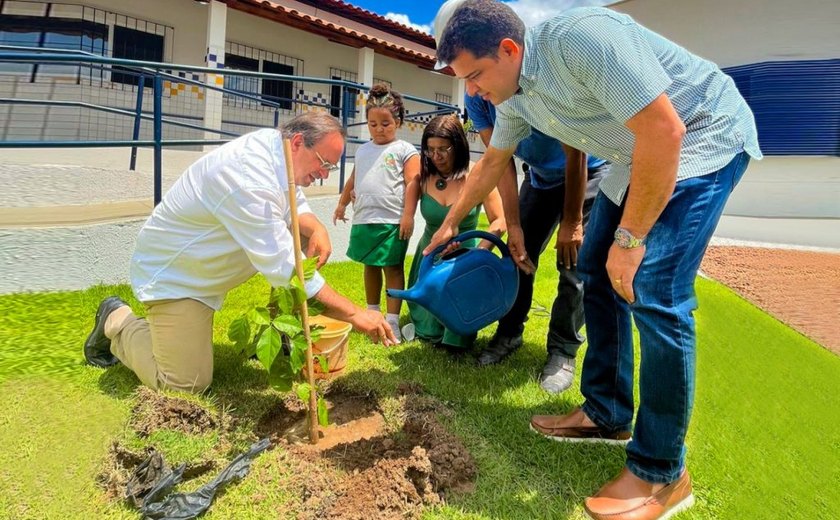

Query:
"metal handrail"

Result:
[[0, 98, 239, 137], [0, 51, 367, 89], [0, 47, 465, 203]]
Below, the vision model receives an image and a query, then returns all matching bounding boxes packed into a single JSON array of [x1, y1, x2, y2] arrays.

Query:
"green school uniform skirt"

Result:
[[346, 223, 409, 267]]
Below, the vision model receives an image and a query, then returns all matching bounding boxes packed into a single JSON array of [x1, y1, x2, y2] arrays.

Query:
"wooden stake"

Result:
[[282, 138, 319, 445]]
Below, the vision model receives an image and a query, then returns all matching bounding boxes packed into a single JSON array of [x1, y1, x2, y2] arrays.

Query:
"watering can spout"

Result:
[[386, 287, 421, 303]]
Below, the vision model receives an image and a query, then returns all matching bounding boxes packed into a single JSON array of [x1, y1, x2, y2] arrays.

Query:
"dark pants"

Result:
[[495, 164, 606, 358]]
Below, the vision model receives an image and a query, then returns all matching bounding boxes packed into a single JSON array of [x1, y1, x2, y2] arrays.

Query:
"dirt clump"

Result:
[[97, 442, 217, 501], [130, 386, 218, 437], [98, 387, 226, 500], [260, 387, 477, 519], [302, 446, 440, 520], [97, 443, 153, 499]]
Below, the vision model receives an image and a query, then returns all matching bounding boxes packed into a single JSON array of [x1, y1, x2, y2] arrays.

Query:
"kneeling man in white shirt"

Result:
[[83, 112, 396, 393]]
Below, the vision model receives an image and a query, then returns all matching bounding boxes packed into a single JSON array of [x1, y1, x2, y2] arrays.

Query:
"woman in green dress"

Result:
[[403, 115, 506, 350]]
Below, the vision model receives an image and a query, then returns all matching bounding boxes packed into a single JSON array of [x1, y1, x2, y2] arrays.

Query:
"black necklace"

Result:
[[435, 174, 450, 191]]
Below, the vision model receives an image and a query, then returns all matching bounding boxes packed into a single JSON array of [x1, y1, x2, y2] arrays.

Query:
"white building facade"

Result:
[[609, 0, 839, 220], [0, 0, 466, 148]]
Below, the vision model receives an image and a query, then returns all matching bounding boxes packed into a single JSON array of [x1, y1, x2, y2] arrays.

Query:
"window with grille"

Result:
[[435, 93, 452, 105], [111, 26, 164, 87], [0, 1, 172, 86], [223, 42, 302, 111], [329, 68, 358, 119]]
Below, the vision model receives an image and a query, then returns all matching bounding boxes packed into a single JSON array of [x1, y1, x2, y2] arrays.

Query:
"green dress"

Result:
[[406, 193, 481, 348]]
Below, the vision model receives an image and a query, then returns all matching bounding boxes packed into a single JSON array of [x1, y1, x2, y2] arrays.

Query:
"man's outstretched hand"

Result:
[[350, 309, 397, 346], [507, 223, 536, 274], [422, 222, 459, 256]]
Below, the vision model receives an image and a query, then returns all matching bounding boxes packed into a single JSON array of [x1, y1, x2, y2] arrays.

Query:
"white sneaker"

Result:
[[539, 354, 576, 394]]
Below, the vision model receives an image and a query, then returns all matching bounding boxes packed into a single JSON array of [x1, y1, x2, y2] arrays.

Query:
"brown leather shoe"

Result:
[[584, 468, 695, 520], [530, 407, 631, 445]]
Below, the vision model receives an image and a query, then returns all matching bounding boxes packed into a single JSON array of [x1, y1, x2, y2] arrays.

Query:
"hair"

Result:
[[437, 0, 525, 67], [420, 114, 470, 185], [279, 112, 346, 147], [365, 83, 405, 125]]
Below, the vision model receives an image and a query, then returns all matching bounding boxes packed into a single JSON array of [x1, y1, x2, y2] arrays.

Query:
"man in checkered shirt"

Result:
[[428, 1, 761, 518]]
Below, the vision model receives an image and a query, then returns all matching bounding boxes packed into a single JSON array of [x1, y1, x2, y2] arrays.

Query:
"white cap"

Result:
[[433, 0, 470, 70]]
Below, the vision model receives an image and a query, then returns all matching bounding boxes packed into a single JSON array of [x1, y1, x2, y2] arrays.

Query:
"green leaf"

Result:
[[256, 327, 282, 373], [268, 355, 294, 392], [272, 315, 302, 336], [309, 327, 322, 344], [290, 276, 307, 306], [292, 333, 309, 352], [316, 354, 329, 373], [307, 298, 325, 316], [247, 324, 267, 357], [296, 382, 311, 403], [249, 307, 270, 326], [317, 397, 329, 427], [227, 315, 251, 348], [302, 257, 318, 281], [271, 287, 295, 315]]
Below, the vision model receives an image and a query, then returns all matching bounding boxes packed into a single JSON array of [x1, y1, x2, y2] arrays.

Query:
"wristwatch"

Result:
[[614, 227, 647, 248]]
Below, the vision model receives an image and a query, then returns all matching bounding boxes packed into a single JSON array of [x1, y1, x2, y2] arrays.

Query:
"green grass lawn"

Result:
[[0, 244, 838, 519]]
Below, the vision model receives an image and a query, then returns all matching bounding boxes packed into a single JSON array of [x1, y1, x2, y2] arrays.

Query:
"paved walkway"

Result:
[[0, 162, 419, 294], [0, 162, 339, 227], [1, 161, 838, 294]]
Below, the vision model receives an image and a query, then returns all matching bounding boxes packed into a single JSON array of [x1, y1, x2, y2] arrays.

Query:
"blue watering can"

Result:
[[387, 230, 519, 337]]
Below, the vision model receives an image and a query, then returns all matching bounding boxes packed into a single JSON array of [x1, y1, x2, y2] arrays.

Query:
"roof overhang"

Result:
[[223, 0, 448, 73]]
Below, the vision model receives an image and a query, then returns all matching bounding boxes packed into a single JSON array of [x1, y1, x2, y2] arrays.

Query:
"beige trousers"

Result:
[[108, 298, 215, 393]]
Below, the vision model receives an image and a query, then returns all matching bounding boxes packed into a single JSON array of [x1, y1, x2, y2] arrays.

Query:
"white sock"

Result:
[[367, 304, 380, 311]]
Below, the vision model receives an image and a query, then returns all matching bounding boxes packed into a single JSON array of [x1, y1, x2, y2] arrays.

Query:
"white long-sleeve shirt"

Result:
[[130, 128, 325, 310]]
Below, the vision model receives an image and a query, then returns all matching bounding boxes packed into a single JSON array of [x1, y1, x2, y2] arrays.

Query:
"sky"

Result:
[[346, 0, 615, 35]]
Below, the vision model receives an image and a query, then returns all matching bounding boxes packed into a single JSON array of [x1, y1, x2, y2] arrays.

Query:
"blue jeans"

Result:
[[577, 152, 750, 483]]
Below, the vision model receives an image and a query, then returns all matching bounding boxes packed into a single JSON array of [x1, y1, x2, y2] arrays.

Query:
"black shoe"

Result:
[[84, 296, 128, 367], [476, 334, 523, 367]]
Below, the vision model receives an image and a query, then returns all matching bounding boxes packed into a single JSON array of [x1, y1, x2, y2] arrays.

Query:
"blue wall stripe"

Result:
[[724, 58, 840, 156]]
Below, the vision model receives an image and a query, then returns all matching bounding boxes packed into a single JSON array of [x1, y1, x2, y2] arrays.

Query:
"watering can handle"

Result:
[[419, 230, 511, 279]]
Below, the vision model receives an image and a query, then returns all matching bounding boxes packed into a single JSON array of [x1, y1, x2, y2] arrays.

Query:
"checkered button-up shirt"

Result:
[[490, 7, 762, 205]]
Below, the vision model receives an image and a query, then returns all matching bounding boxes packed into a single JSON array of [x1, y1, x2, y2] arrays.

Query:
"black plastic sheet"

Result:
[[125, 438, 270, 520]]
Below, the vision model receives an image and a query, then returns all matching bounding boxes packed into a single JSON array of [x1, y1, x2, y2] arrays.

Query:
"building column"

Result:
[[203, 0, 227, 150], [356, 46, 375, 141], [450, 77, 465, 115]]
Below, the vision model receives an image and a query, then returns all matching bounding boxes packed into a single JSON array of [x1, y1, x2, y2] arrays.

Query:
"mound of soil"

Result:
[[98, 443, 154, 499], [102, 383, 475, 518], [98, 442, 216, 501], [260, 385, 477, 519], [99, 388, 224, 499], [130, 387, 217, 437]]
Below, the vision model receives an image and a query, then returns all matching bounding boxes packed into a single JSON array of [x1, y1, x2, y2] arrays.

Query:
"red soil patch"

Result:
[[700, 246, 840, 354]]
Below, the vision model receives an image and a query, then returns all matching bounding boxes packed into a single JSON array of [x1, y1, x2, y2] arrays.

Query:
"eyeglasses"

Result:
[[423, 146, 453, 159], [315, 150, 340, 172]]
